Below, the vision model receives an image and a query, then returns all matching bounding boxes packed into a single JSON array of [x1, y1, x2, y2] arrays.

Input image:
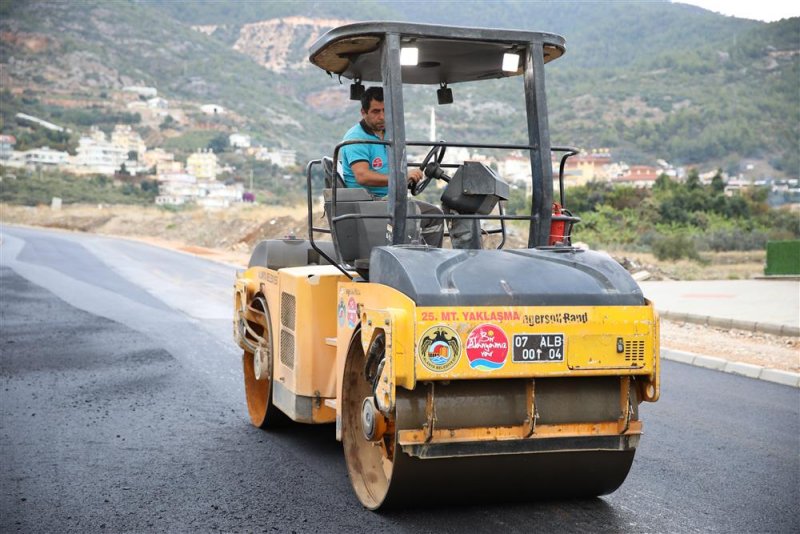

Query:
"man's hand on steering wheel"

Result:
[[410, 144, 447, 195], [408, 168, 424, 182]]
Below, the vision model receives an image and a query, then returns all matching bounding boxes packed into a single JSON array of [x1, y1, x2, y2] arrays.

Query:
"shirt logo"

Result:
[[372, 157, 383, 170]]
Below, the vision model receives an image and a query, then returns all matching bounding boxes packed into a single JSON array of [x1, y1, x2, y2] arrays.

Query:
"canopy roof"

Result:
[[308, 22, 566, 85]]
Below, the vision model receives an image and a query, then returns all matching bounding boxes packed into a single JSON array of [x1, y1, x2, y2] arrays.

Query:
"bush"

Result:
[[651, 233, 701, 261], [700, 228, 770, 251]]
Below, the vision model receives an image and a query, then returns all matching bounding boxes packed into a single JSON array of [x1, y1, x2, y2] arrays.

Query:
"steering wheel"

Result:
[[410, 144, 447, 195]]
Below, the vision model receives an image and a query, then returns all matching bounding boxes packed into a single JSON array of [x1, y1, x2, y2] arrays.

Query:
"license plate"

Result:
[[512, 334, 564, 363]]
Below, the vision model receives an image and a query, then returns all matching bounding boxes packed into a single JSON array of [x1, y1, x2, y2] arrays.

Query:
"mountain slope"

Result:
[[1, 0, 798, 175]]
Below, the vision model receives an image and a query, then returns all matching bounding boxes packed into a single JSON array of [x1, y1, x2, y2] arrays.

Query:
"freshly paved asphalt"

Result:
[[2, 225, 798, 533]]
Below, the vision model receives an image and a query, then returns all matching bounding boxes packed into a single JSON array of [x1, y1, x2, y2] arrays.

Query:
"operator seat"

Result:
[[322, 156, 388, 278]]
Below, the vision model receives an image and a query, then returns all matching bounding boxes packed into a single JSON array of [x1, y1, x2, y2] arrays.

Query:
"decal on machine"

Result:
[[346, 297, 358, 328], [337, 299, 346, 327], [418, 326, 461, 373], [420, 310, 520, 322], [523, 312, 588, 326], [465, 324, 509, 371], [257, 271, 278, 285]]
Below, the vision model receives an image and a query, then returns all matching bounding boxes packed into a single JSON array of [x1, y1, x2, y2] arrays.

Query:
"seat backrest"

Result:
[[322, 156, 346, 189], [324, 188, 388, 265], [247, 238, 336, 270]]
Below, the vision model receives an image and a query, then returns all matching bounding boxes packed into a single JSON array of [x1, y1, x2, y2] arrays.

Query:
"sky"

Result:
[[673, 0, 800, 22]]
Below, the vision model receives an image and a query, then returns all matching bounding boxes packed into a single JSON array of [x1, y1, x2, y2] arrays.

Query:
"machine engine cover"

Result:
[[369, 246, 644, 307]]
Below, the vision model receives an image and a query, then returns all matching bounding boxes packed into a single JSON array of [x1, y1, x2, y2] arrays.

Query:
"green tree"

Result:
[[686, 168, 701, 190], [207, 133, 228, 153], [710, 170, 725, 194]]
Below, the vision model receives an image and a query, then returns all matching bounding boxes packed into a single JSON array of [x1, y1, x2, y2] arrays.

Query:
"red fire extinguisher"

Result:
[[549, 203, 566, 246]]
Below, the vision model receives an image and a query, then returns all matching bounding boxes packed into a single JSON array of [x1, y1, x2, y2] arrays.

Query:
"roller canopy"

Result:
[[308, 22, 565, 84]]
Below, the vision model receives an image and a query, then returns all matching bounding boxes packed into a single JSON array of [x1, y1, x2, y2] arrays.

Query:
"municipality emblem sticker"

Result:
[[418, 325, 461, 373]]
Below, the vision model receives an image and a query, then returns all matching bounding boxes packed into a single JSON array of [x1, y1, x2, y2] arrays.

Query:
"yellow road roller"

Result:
[[233, 22, 660, 509]]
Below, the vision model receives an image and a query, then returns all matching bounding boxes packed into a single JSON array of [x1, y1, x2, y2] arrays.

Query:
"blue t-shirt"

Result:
[[340, 121, 389, 197]]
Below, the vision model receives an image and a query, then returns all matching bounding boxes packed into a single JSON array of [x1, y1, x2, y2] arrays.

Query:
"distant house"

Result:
[[147, 97, 168, 109], [229, 133, 251, 149], [186, 149, 219, 180], [155, 172, 243, 207], [613, 165, 660, 188], [200, 104, 225, 115], [123, 86, 158, 98], [111, 124, 146, 156], [74, 130, 128, 175], [0, 135, 16, 160], [558, 149, 613, 184], [142, 148, 181, 174], [254, 147, 296, 168], [20, 147, 69, 166]]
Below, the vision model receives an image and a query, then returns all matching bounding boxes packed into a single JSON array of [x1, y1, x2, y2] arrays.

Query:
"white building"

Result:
[[156, 173, 197, 205], [19, 147, 69, 166], [74, 130, 129, 175], [123, 86, 158, 98], [147, 97, 168, 109], [155, 172, 243, 207], [200, 104, 225, 115], [229, 133, 251, 149], [255, 147, 297, 168], [196, 181, 244, 208]]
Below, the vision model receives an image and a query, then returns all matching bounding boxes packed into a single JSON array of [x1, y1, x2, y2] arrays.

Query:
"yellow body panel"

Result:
[[335, 282, 417, 412], [275, 266, 343, 398], [237, 270, 660, 430], [234, 265, 348, 423], [412, 304, 658, 380], [331, 282, 660, 438]]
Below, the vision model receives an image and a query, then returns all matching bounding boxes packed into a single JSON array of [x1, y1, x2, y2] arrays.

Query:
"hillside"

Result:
[[1, 0, 798, 175]]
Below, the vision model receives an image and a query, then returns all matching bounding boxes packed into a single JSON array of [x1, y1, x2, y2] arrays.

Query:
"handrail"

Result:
[[302, 141, 579, 276], [552, 146, 580, 208], [305, 159, 354, 280]]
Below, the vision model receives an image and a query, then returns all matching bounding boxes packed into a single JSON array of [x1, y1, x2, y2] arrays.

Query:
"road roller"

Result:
[[233, 22, 660, 509]]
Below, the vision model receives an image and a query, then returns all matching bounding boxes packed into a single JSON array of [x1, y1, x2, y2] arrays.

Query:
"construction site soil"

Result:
[[2, 203, 797, 373]]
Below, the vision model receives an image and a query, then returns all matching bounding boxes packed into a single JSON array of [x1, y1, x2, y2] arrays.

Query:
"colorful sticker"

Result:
[[337, 299, 346, 327], [418, 326, 461, 373], [372, 156, 383, 170], [465, 324, 509, 371], [346, 297, 358, 328]]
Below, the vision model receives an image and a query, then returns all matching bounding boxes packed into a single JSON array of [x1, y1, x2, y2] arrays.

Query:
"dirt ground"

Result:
[[2, 203, 797, 373]]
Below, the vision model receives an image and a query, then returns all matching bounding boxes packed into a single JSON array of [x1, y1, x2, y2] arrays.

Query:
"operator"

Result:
[[339, 86, 443, 247]]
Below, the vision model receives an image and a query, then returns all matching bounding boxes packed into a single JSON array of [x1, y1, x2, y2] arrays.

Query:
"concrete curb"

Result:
[[662, 349, 800, 388], [659, 310, 800, 338]]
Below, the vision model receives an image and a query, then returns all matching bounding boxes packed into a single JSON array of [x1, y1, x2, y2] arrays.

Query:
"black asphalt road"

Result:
[[1, 225, 798, 533]]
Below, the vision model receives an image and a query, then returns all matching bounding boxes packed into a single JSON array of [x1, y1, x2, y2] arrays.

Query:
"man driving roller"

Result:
[[340, 86, 443, 247]]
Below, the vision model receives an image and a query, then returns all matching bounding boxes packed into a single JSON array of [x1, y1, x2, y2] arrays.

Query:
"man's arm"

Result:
[[351, 161, 388, 187], [352, 162, 423, 187]]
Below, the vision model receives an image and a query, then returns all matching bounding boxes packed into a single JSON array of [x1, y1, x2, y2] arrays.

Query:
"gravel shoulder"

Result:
[[660, 319, 798, 373]]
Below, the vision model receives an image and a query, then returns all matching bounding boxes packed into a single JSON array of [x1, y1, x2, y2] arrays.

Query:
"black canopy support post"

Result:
[[523, 41, 554, 248], [382, 32, 408, 245]]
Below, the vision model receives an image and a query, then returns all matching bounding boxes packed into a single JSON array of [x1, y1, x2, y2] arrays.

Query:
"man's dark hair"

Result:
[[361, 86, 383, 112]]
